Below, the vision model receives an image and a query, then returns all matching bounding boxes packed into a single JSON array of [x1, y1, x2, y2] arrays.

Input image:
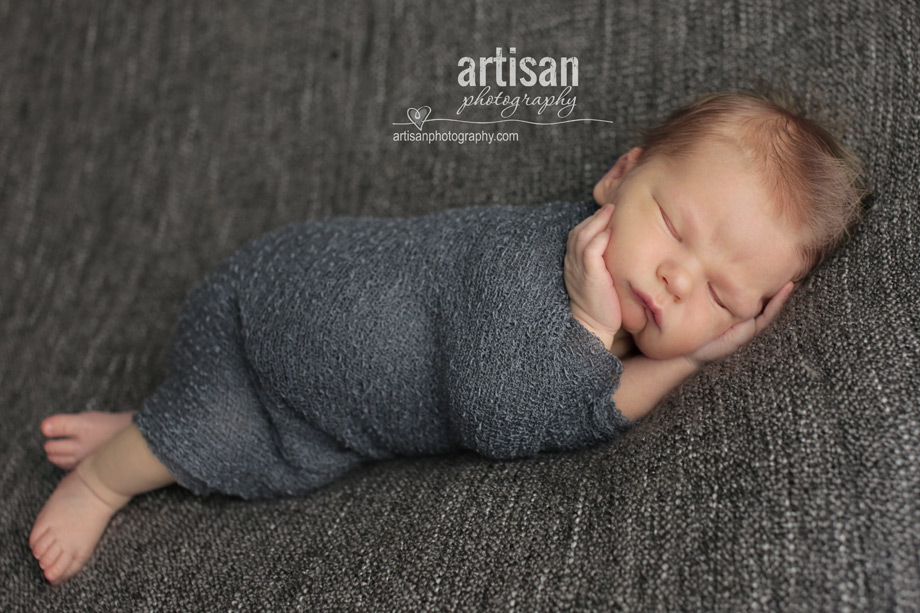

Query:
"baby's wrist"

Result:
[[591, 329, 615, 352], [570, 306, 616, 351]]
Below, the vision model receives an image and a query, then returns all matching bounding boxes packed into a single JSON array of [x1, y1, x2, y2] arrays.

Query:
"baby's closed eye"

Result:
[[708, 284, 729, 311], [657, 203, 681, 241]]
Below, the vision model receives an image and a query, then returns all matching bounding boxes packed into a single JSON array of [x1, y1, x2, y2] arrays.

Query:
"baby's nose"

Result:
[[660, 263, 693, 302]]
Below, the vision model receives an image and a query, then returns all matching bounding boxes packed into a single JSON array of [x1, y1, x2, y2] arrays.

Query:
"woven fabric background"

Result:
[[1, 1, 918, 610]]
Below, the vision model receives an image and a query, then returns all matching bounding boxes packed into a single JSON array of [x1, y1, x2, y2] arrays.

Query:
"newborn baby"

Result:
[[30, 90, 865, 585]]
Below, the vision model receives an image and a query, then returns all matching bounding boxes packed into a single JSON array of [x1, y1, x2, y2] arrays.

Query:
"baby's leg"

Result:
[[41, 411, 136, 470], [30, 424, 175, 585]]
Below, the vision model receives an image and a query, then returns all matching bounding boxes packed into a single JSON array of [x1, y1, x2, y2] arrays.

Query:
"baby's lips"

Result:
[[631, 285, 662, 328]]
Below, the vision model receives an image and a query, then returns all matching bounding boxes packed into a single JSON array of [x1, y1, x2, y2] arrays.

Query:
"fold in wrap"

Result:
[[134, 201, 633, 499]]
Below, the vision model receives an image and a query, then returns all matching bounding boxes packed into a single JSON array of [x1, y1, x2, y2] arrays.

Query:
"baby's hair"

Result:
[[638, 88, 867, 278]]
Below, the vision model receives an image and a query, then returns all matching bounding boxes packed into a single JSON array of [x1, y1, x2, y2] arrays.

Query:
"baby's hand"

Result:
[[565, 204, 621, 349], [687, 281, 795, 366]]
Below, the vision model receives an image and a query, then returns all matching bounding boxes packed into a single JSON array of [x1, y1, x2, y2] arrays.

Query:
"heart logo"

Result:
[[407, 106, 431, 130]]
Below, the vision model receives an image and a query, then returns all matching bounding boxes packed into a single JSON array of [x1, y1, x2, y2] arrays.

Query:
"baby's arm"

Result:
[[614, 353, 697, 420]]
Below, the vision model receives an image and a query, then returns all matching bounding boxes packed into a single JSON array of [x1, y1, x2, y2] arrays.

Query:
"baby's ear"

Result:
[[593, 147, 643, 205]]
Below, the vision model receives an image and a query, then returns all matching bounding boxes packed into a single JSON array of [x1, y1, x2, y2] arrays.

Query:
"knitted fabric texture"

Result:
[[134, 201, 630, 499]]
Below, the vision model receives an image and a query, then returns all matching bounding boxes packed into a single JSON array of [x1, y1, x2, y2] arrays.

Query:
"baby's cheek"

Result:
[[685, 326, 720, 354], [707, 317, 736, 343], [634, 311, 722, 359], [656, 327, 710, 359]]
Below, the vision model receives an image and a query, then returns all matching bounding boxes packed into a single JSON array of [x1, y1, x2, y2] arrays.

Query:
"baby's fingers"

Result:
[[583, 228, 612, 273], [568, 204, 615, 252], [756, 281, 795, 332]]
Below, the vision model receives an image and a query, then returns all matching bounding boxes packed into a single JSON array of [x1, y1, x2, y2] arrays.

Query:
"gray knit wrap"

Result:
[[134, 201, 629, 499]]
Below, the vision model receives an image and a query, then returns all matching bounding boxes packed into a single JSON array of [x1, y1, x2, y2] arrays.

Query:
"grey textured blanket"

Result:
[[134, 201, 630, 499]]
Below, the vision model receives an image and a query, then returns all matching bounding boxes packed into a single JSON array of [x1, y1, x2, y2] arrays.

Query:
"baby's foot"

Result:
[[42, 411, 135, 470], [29, 466, 129, 585]]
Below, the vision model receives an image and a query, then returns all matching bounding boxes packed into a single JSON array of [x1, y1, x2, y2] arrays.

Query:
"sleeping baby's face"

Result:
[[594, 138, 803, 360]]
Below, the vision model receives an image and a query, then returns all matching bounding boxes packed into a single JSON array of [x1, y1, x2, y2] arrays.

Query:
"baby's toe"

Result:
[[48, 455, 77, 471], [38, 541, 63, 571], [45, 551, 74, 585], [44, 439, 79, 469], [42, 413, 89, 439], [30, 530, 54, 559], [44, 438, 77, 455], [41, 415, 67, 438], [28, 524, 43, 547]]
